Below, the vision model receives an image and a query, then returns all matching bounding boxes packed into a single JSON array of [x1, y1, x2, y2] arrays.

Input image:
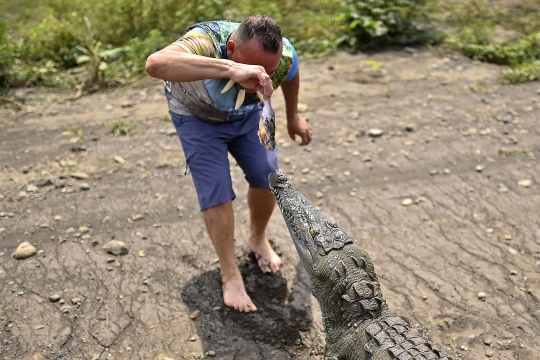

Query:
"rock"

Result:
[[517, 179, 532, 188], [103, 240, 128, 256], [71, 297, 83, 305], [368, 128, 384, 137], [301, 168, 310, 174], [507, 247, 518, 255], [79, 183, 91, 191], [131, 214, 145, 221], [190, 310, 201, 320], [49, 294, 61, 302], [401, 198, 414, 206], [21, 166, 30, 174], [17, 191, 28, 200], [79, 226, 90, 233], [315, 191, 324, 199], [405, 124, 416, 132], [14, 242, 37, 259], [478, 292, 486, 301], [113, 155, 125, 164], [138, 250, 146, 257], [297, 103, 309, 112], [475, 165, 484, 172], [486, 349, 495, 357], [205, 350, 216, 357], [26, 184, 38, 193], [510, 270, 518, 276], [71, 172, 89, 179], [429, 170, 438, 176]]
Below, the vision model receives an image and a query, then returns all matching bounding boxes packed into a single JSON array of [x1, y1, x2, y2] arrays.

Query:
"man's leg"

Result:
[[246, 188, 282, 273], [202, 201, 257, 312]]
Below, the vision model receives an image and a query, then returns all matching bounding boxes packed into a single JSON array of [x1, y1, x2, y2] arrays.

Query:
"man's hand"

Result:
[[287, 114, 312, 146], [228, 63, 273, 99]]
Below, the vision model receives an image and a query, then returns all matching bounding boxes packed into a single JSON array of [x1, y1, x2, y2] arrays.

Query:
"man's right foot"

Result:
[[222, 270, 257, 312]]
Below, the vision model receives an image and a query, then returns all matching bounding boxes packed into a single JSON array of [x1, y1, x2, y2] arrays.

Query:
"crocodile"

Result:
[[268, 170, 452, 360]]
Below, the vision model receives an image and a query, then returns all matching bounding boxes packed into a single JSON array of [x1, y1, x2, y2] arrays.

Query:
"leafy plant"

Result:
[[109, 120, 134, 136], [340, 0, 439, 49]]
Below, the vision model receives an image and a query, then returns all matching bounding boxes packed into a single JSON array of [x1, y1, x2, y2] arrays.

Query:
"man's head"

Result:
[[228, 15, 283, 86]]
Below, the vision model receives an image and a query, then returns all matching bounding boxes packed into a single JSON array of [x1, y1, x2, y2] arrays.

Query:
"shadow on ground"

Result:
[[181, 259, 313, 359]]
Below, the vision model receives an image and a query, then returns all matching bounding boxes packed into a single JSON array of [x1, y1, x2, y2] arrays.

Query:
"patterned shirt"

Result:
[[164, 21, 298, 122]]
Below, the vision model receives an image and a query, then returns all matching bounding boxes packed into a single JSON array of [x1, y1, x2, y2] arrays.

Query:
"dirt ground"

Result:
[[0, 47, 539, 360]]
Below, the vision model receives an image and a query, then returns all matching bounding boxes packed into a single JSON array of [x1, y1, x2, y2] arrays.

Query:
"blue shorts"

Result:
[[171, 107, 279, 211]]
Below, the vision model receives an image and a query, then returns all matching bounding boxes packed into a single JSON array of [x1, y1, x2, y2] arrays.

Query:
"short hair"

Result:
[[236, 15, 282, 53]]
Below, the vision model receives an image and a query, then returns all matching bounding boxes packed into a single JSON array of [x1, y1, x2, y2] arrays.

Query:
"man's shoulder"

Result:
[[184, 20, 239, 39]]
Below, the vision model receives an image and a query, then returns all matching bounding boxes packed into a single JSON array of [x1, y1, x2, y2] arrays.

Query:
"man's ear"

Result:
[[227, 40, 236, 58]]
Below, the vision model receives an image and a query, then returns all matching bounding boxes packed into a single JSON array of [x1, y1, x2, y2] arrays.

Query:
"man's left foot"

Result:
[[246, 236, 282, 273]]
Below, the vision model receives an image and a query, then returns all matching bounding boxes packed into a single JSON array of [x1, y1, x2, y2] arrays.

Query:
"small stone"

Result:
[[14, 241, 37, 259], [478, 292, 486, 301], [510, 270, 518, 276], [507, 247, 518, 255], [79, 226, 90, 233], [205, 350, 216, 357], [189, 336, 196, 342], [475, 165, 484, 172], [315, 191, 324, 199], [349, 191, 357, 197], [504, 234, 512, 240], [368, 128, 384, 137], [0, 228, 4, 234], [121, 100, 135, 108], [103, 240, 128, 256], [71, 172, 89, 179], [301, 168, 310, 174], [113, 155, 126, 164], [297, 103, 309, 112], [54, 215, 62, 221], [79, 183, 90, 191], [283, 158, 291, 165], [429, 170, 438, 176], [405, 124, 415, 132], [486, 228, 494, 234], [71, 297, 82, 305], [190, 310, 201, 320], [401, 198, 414, 206], [35, 325, 45, 330], [443, 168, 451, 174], [498, 187, 509, 194], [26, 184, 38, 193], [517, 179, 532, 188], [138, 250, 146, 257], [49, 294, 61, 302], [484, 338, 493, 346], [486, 350, 494, 358], [131, 214, 145, 221]]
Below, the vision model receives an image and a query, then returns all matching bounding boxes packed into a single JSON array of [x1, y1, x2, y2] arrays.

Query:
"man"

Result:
[[145, 15, 312, 312]]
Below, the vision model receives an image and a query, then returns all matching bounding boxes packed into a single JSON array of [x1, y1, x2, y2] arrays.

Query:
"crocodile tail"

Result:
[[362, 316, 452, 360]]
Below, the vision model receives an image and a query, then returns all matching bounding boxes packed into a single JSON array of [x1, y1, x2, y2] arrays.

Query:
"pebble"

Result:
[[113, 155, 126, 164], [205, 350, 216, 357], [315, 191, 324, 199], [49, 294, 61, 302], [475, 165, 484, 172], [54, 215, 62, 221], [79, 183, 90, 190], [507, 247, 518, 255], [103, 240, 129, 256], [190, 310, 201, 320], [368, 128, 384, 137], [79, 226, 90, 233], [478, 292, 486, 301], [301, 168, 310, 174], [14, 242, 37, 259], [510, 270, 518, 276], [401, 198, 414, 206], [517, 179, 532, 188], [26, 184, 38, 193], [131, 214, 145, 221], [138, 250, 146, 257], [71, 172, 89, 179]]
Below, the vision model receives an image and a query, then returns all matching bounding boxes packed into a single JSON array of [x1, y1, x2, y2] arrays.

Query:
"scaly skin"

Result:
[[269, 170, 452, 360]]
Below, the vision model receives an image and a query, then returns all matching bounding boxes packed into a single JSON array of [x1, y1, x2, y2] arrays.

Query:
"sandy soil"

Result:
[[0, 47, 539, 360]]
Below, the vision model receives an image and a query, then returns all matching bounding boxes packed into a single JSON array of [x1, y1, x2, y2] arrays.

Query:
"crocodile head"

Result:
[[269, 170, 358, 322]]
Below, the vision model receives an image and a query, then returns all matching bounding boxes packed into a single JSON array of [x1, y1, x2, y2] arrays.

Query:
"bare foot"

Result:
[[222, 270, 257, 312], [246, 235, 283, 273]]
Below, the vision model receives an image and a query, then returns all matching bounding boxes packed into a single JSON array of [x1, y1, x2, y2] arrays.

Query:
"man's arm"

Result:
[[281, 69, 312, 146], [145, 44, 274, 99]]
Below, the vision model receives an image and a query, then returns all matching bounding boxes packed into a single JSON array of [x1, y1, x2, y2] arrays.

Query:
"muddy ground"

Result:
[[0, 47, 539, 360]]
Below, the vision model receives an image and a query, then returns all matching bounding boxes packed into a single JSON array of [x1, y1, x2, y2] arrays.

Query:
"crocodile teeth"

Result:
[[221, 79, 235, 94], [235, 89, 246, 110], [256, 91, 264, 102]]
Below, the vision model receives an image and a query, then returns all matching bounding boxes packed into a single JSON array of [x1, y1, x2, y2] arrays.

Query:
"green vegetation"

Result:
[[1, 0, 538, 93], [109, 120, 134, 136]]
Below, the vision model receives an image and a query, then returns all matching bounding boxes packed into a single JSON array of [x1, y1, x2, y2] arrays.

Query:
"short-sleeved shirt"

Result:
[[164, 21, 298, 123]]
